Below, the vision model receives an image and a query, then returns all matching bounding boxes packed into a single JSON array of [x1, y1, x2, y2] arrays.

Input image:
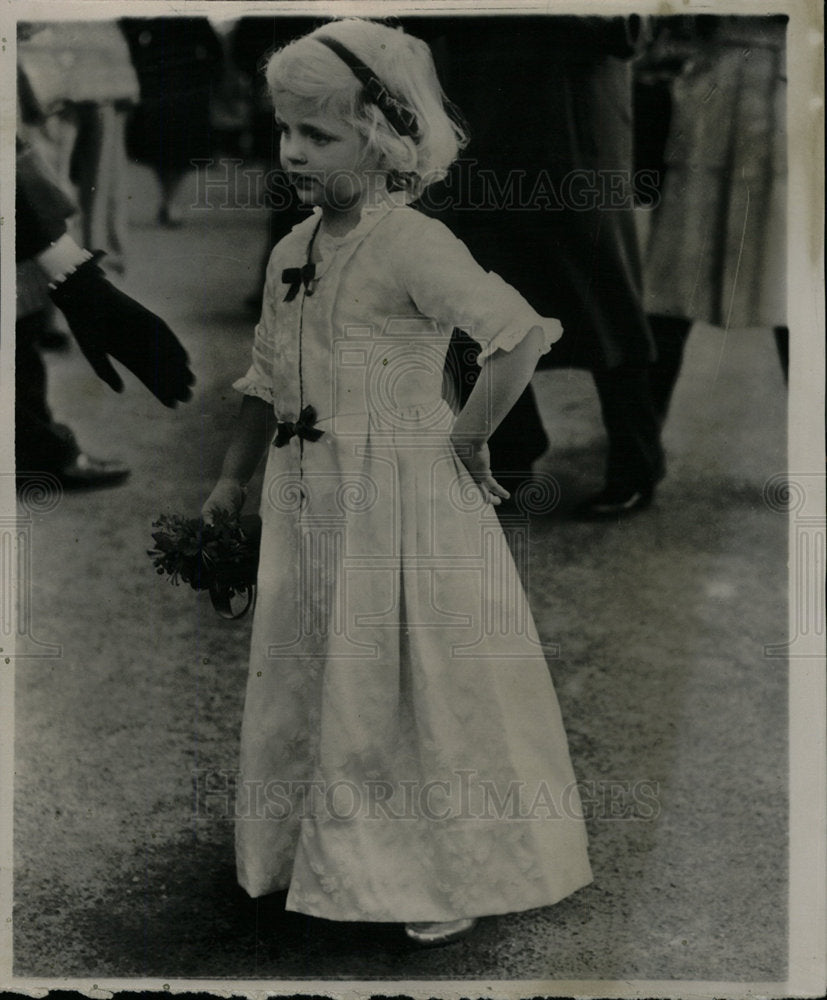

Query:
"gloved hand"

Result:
[[49, 253, 195, 407]]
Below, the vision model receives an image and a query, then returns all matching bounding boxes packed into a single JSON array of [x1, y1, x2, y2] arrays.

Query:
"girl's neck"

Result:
[[319, 205, 363, 239], [319, 175, 390, 238]]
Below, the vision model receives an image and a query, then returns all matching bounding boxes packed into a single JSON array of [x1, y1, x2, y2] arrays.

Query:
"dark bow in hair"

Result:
[[315, 35, 420, 140]]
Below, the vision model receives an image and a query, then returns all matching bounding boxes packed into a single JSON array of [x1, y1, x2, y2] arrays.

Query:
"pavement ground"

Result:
[[12, 162, 788, 984]]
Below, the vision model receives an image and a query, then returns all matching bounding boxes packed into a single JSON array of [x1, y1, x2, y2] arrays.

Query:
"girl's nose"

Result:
[[281, 134, 307, 166]]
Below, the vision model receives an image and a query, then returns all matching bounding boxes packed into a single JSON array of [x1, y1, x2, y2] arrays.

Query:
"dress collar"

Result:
[[281, 192, 408, 300], [309, 189, 409, 246]]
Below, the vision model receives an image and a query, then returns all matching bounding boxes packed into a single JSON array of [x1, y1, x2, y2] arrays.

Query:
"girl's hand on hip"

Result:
[[452, 440, 510, 506], [202, 477, 247, 524]]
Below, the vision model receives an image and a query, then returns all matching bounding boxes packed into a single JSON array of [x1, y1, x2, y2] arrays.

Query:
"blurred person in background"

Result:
[[643, 14, 788, 407], [17, 19, 140, 360], [17, 19, 139, 276], [120, 17, 224, 228], [15, 137, 194, 488], [418, 15, 666, 518]]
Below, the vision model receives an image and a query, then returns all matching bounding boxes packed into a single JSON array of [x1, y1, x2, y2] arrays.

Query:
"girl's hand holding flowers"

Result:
[[148, 502, 261, 619], [202, 477, 247, 524]]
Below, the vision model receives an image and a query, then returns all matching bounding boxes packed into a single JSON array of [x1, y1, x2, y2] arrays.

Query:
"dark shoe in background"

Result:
[[573, 482, 655, 520], [56, 452, 131, 489]]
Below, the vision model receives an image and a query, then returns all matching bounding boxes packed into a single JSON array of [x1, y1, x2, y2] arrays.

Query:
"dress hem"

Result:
[[238, 873, 594, 922]]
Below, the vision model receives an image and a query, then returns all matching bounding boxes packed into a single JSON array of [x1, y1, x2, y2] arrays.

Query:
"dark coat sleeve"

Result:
[[16, 137, 76, 262]]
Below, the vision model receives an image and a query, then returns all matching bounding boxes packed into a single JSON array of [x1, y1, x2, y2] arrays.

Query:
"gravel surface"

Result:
[[12, 164, 788, 986]]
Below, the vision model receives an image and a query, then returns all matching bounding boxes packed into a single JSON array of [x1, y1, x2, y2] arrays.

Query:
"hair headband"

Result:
[[315, 35, 420, 140]]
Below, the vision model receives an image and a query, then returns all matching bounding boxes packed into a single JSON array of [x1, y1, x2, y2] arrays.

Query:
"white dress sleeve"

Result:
[[232, 253, 279, 404], [398, 214, 563, 364]]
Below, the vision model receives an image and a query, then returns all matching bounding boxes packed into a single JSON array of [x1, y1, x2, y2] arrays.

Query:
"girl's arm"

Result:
[[450, 326, 547, 505], [202, 394, 275, 521], [392, 215, 558, 503]]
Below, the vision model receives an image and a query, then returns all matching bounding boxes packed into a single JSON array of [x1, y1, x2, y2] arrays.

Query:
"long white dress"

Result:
[[232, 196, 593, 922]]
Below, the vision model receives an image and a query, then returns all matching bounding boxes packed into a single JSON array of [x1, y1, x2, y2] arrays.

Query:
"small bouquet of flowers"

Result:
[[147, 509, 261, 619]]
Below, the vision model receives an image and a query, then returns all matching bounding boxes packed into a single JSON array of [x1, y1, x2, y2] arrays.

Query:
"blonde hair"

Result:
[[265, 18, 468, 199]]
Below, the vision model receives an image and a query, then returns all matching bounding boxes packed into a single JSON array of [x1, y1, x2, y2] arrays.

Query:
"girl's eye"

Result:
[[308, 130, 333, 145]]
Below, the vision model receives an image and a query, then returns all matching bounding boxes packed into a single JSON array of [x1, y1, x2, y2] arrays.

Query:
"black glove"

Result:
[[50, 253, 195, 407]]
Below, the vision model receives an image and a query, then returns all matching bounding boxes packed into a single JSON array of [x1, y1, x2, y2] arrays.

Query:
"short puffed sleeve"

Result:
[[232, 255, 279, 404], [396, 214, 563, 363]]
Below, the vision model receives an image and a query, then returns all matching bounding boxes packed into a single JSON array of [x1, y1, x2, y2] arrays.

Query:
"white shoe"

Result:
[[404, 918, 477, 946]]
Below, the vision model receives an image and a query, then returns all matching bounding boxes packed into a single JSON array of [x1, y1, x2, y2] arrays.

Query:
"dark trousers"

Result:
[[445, 330, 667, 493], [15, 311, 79, 474], [591, 365, 665, 492]]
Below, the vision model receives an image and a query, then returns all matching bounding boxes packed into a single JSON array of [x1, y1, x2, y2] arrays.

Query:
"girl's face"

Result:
[[275, 93, 383, 214]]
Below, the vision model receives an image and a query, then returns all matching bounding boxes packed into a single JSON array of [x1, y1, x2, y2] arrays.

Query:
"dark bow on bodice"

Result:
[[281, 263, 316, 302], [273, 405, 324, 448]]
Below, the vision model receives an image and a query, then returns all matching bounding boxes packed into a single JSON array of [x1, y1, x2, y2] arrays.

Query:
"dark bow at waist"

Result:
[[273, 405, 324, 447]]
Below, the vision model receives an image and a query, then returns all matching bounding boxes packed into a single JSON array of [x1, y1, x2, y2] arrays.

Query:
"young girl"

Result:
[[203, 17, 592, 946]]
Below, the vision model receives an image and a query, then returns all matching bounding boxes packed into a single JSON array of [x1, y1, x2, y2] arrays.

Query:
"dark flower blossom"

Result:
[[148, 509, 261, 616]]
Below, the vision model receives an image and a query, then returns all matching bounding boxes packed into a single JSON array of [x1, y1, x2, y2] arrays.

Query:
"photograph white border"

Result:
[[1, 0, 824, 996]]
